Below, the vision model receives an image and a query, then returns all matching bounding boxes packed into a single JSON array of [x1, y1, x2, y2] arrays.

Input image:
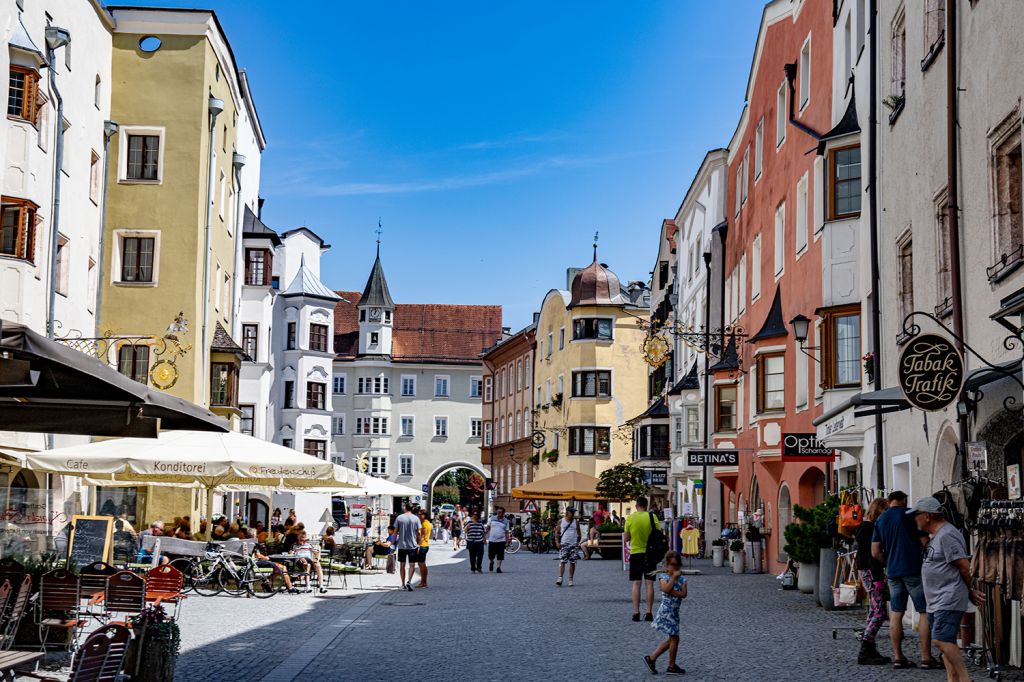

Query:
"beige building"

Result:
[[532, 250, 650, 485]]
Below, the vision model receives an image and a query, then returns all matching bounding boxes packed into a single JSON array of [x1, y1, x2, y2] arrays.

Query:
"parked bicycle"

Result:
[[170, 543, 284, 598]]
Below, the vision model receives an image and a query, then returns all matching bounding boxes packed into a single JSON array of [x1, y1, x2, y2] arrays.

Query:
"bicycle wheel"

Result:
[[245, 565, 285, 599], [191, 560, 224, 597], [169, 558, 197, 593], [218, 565, 247, 596], [507, 538, 521, 554]]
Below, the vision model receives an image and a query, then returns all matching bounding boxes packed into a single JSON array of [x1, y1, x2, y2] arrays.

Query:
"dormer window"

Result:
[[384, 310, 392, 323]]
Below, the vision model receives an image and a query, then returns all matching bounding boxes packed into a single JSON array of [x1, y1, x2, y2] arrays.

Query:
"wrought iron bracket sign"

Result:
[[686, 449, 739, 466], [782, 433, 837, 461], [634, 319, 747, 364], [531, 430, 546, 449]]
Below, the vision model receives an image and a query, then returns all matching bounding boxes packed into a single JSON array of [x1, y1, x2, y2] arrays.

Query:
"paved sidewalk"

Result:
[[172, 544, 982, 681]]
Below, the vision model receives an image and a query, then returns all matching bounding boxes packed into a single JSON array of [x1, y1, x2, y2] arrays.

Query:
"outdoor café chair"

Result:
[[79, 562, 119, 623], [103, 572, 145, 627], [19, 623, 131, 682], [36, 569, 86, 655], [144, 565, 184, 619], [0, 576, 32, 651], [0, 560, 24, 600], [0, 581, 12, 630]]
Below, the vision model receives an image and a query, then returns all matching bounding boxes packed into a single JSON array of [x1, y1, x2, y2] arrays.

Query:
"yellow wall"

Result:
[[102, 32, 242, 408], [533, 291, 649, 480]]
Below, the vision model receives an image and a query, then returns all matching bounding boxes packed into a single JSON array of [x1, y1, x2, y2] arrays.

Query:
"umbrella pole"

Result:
[[205, 486, 216, 540]]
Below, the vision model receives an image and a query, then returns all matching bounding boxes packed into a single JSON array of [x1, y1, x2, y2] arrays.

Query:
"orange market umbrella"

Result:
[[511, 471, 605, 501]]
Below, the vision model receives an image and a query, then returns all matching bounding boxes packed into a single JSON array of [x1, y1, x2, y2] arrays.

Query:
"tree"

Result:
[[597, 464, 648, 503], [782, 496, 839, 564]]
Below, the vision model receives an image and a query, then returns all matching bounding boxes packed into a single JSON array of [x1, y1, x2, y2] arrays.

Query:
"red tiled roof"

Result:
[[333, 292, 503, 364]]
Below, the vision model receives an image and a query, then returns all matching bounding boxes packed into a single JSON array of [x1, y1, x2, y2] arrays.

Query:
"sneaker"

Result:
[[405, 583, 413, 592], [319, 587, 328, 594], [489, 561, 494, 572], [665, 665, 685, 676], [496, 567, 502, 573], [568, 579, 574, 587], [287, 588, 300, 594], [643, 655, 658, 675], [556, 577, 563, 586], [644, 613, 654, 622], [632, 613, 641, 622]]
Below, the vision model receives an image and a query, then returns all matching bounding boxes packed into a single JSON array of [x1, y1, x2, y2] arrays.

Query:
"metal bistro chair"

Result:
[[20, 623, 132, 682], [103, 572, 145, 627], [37, 569, 86, 655], [0, 580, 12, 630], [0, 559, 24, 604], [0, 575, 32, 651], [144, 565, 184, 619], [79, 562, 119, 623]]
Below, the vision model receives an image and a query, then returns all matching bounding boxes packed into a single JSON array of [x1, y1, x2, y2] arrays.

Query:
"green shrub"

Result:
[[783, 495, 839, 564]]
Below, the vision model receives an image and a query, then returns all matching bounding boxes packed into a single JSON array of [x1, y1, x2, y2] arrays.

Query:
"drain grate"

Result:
[[382, 601, 425, 607], [316, 594, 360, 599]]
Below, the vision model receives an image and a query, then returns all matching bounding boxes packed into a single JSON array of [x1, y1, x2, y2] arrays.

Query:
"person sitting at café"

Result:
[[137, 520, 170, 565], [364, 525, 397, 569], [322, 526, 337, 552], [292, 531, 328, 594], [581, 524, 601, 560], [246, 529, 300, 594], [283, 523, 305, 552], [211, 517, 230, 540]]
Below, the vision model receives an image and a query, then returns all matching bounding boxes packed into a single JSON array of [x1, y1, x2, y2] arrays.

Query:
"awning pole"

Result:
[[205, 486, 216, 540]]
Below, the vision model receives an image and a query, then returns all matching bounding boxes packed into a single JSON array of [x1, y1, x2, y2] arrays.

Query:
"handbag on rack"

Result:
[[832, 555, 861, 607], [837, 490, 864, 538]]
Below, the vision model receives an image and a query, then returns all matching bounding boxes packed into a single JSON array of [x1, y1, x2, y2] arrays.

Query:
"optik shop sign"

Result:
[[897, 333, 965, 411]]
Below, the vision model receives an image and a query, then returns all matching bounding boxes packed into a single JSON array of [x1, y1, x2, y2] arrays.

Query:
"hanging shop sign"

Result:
[[967, 442, 989, 471], [687, 449, 739, 466], [897, 333, 965, 411], [644, 470, 668, 486], [782, 433, 837, 462]]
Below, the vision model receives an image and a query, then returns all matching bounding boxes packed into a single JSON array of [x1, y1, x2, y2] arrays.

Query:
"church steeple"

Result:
[[358, 242, 395, 356], [359, 254, 395, 309]]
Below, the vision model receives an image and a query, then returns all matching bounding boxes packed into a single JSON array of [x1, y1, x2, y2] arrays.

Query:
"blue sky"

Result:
[[129, 1, 764, 329]]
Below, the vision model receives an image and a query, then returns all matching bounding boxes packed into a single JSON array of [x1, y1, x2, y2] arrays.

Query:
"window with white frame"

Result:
[[776, 81, 787, 147], [799, 37, 811, 110], [891, 11, 906, 99], [924, 0, 945, 60], [400, 416, 414, 437], [331, 452, 345, 465], [735, 165, 742, 216], [796, 173, 809, 253], [113, 231, 160, 284], [514, 411, 521, 439], [471, 418, 482, 438], [547, 333, 553, 357], [674, 416, 683, 450], [355, 416, 389, 435], [303, 437, 327, 460], [742, 146, 749, 204], [434, 416, 448, 437], [119, 126, 165, 183], [516, 362, 522, 391], [506, 415, 513, 442], [470, 376, 483, 398], [774, 202, 786, 276], [484, 376, 493, 401], [992, 115, 1023, 264], [484, 421, 492, 446], [499, 417, 506, 443], [522, 411, 529, 437], [357, 376, 389, 394], [751, 235, 762, 301], [739, 254, 747, 314], [524, 357, 531, 387], [332, 415, 345, 435], [545, 379, 551, 403], [557, 375, 564, 399], [401, 375, 416, 397], [755, 118, 764, 179], [399, 455, 413, 477], [434, 375, 450, 397], [332, 374, 346, 394], [369, 456, 387, 476], [686, 407, 700, 443], [559, 328, 565, 350]]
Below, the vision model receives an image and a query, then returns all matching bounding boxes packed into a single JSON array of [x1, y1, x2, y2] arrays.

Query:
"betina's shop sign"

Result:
[[898, 333, 965, 411]]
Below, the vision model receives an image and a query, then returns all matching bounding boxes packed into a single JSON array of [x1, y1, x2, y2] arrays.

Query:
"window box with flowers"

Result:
[[862, 352, 875, 382], [543, 450, 559, 463]]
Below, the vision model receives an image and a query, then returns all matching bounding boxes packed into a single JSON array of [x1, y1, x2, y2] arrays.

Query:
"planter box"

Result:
[[797, 563, 817, 594], [593, 532, 623, 560]]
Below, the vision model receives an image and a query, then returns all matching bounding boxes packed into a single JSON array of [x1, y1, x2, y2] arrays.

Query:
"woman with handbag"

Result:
[[855, 498, 892, 665]]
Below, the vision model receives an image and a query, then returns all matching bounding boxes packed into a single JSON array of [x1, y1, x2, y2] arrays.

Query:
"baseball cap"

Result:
[[566, 506, 576, 514], [906, 496, 943, 515]]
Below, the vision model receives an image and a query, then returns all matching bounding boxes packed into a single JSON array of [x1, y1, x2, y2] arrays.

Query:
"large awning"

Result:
[[512, 471, 605, 501], [0, 321, 227, 437]]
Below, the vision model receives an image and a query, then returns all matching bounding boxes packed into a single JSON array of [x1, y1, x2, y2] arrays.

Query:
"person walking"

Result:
[[642, 550, 688, 676], [464, 510, 486, 573], [872, 490, 941, 669], [856, 498, 891, 665], [452, 512, 463, 550], [625, 496, 661, 622], [910, 496, 985, 682], [555, 507, 582, 587], [485, 506, 511, 573], [395, 503, 422, 592], [416, 508, 432, 588]]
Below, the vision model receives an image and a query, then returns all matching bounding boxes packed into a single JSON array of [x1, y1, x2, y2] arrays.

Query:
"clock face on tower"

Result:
[[369, 307, 382, 321]]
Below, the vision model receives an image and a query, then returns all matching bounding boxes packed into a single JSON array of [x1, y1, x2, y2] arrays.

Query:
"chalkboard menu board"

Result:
[[67, 515, 113, 570]]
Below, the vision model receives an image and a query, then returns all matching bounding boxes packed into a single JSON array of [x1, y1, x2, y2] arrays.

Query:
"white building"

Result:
[[332, 252, 502, 511]]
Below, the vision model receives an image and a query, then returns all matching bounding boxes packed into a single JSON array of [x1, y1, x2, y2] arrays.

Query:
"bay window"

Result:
[[569, 426, 610, 456]]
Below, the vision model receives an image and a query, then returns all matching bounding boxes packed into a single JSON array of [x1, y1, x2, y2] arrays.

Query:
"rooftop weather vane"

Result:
[[375, 218, 383, 256], [593, 230, 599, 260]]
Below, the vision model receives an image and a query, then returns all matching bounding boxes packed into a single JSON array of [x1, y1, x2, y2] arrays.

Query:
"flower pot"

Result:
[[797, 563, 817, 593], [712, 546, 724, 567], [731, 551, 745, 574], [818, 547, 839, 610], [747, 542, 763, 574]]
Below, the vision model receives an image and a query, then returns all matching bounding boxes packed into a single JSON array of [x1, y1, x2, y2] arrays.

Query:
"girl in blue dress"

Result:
[[642, 551, 687, 676]]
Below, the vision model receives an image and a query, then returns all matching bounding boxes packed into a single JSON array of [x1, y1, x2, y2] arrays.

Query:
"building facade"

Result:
[[532, 252, 650, 487], [712, 0, 833, 571], [332, 253, 502, 510], [481, 324, 536, 512]]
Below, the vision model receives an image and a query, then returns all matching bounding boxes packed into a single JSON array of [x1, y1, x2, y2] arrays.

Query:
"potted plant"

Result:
[[124, 604, 181, 682], [745, 526, 763, 574], [528, 453, 540, 466], [543, 450, 559, 463], [596, 521, 624, 560], [551, 392, 563, 408], [729, 540, 745, 573], [862, 351, 875, 381], [783, 496, 839, 598], [711, 538, 726, 568]]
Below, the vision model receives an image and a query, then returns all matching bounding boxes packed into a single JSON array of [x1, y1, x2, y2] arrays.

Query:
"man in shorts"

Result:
[[395, 503, 422, 592], [555, 506, 581, 587], [624, 496, 659, 622], [872, 490, 940, 669], [485, 507, 511, 573], [911, 496, 985, 681]]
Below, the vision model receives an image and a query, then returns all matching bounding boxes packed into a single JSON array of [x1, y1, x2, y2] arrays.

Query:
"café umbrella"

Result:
[[24, 430, 364, 535], [511, 470, 605, 502]]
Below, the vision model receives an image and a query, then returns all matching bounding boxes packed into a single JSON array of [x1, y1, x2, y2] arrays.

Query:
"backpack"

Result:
[[647, 512, 667, 559]]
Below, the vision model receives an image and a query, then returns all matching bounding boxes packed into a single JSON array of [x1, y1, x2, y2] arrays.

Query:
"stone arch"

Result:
[[797, 467, 826, 507], [932, 422, 960, 490], [425, 461, 490, 514], [977, 408, 1024, 483], [777, 482, 792, 560]]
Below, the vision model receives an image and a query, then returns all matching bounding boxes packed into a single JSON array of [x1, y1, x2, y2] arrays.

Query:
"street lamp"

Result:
[[508, 445, 518, 464], [789, 314, 820, 360]]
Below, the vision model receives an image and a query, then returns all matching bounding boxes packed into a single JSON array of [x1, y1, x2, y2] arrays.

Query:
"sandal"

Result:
[[892, 659, 917, 669], [920, 660, 944, 670]]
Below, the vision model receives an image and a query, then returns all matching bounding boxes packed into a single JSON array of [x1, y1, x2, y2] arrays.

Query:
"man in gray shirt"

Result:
[[909, 496, 985, 681], [394, 504, 422, 592]]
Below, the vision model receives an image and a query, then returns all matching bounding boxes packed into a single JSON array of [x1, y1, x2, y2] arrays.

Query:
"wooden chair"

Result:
[[19, 623, 131, 682], [79, 562, 118, 623], [103, 572, 145, 626], [144, 565, 184, 619], [37, 569, 85, 654], [0, 560, 24, 603], [0, 575, 32, 651], [0, 580, 13, 631]]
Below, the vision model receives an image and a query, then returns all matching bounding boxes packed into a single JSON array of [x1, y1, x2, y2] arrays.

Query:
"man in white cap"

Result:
[[909, 496, 985, 682], [555, 506, 582, 587]]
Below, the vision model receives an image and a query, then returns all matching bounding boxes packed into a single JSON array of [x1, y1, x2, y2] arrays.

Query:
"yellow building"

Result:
[[532, 251, 650, 482], [95, 9, 265, 526]]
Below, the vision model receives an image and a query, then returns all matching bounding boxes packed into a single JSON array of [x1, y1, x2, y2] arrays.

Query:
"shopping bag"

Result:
[[837, 490, 863, 538]]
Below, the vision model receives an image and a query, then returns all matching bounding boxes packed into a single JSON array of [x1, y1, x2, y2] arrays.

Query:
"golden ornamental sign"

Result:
[[641, 332, 671, 368], [897, 333, 965, 411], [149, 359, 178, 390]]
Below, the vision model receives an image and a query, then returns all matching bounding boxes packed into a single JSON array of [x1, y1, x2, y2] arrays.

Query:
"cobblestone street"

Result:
[[173, 545, 983, 682]]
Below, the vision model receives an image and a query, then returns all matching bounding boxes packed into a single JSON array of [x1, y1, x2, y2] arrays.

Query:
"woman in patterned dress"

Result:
[[643, 551, 687, 676]]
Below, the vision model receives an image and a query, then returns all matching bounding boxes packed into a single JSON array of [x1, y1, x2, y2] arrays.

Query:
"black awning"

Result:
[[710, 334, 740, 372], [629, 396, 670, 423], [963, 360, 1022, 392], [991, 285, 1024, 332], [0, 321, 228, 437], [817, 94, 860, 155], [668, 361, 700, 395], [812, 386, 911, 426], [749, 287, 788, 342]]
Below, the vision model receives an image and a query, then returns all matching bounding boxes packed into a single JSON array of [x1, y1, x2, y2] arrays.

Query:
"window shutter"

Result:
[[263, 250, 272, 286]]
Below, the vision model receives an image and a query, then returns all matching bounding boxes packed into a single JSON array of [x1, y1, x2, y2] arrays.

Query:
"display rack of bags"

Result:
[[971, 499, 1024, 678]]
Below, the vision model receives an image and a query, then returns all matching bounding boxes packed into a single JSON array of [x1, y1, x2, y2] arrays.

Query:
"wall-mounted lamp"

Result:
[[789, 314, 820, 361]]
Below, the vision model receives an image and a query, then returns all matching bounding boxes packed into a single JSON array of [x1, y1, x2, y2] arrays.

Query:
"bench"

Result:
[[0, 650, 43, 681]]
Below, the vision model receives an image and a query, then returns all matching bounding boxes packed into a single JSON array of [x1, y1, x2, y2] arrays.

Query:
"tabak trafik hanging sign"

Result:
[[897, 333, 965, 411]]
